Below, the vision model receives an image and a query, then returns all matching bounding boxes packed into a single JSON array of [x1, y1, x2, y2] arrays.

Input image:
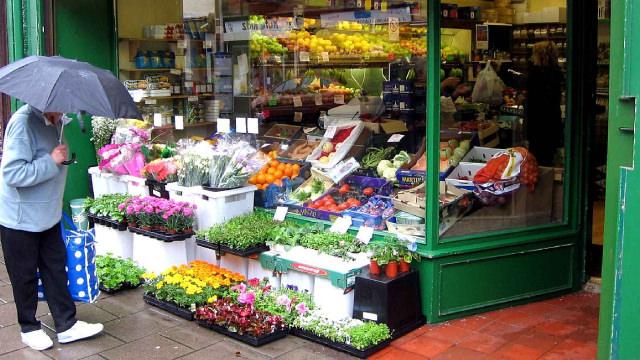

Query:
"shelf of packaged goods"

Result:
[[152, 122, 216, 131], [141, 94, 215, 101], [119, 37, 203, 43]]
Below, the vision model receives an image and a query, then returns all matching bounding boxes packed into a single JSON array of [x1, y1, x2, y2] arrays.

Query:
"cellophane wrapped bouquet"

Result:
[[208, 136, 268, 189], [97, 121, 151, 177], [176, 140, 215, 187]]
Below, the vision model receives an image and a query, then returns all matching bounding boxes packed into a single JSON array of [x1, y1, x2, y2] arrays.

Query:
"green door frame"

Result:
[[598, 0, 639, 357]]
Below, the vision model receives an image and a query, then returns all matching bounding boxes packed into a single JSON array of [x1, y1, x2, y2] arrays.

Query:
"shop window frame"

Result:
[[422, 0, 591, 256]]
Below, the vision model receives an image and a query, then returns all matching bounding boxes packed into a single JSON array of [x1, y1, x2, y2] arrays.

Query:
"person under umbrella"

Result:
[[0, 56, 141, 351]]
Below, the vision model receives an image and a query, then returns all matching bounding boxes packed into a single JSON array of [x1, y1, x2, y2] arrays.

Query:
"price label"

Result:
[[217, 118, 231, 133], [274, 207, 288, 222], [153, 113, 162, 127], [389, 17, 400, 42], [172, 86, 181, 94], [334, 94, 345, 104], [356, 226, 374, 244], [177, 40, 188, 49], [247, 118, 260, 134], [293, 96, 303, 108], [170, 68, 182, 75], [236, 117, 247, 133], [330, 216, 352, 234], [299, 51, 310, 62], [324, 126, 337, 139], [387, 134, 405, 143], [174, 115, 184, 130], [294, 112, 303, 123], [273, 55, 282, 63], [315, 93, 323, 106], [321, 52, 330, 62], [188, 96, 198, 102], [184, 81, 194, 88], [145, 99, 157, 105], [400, 101, 406, 110]]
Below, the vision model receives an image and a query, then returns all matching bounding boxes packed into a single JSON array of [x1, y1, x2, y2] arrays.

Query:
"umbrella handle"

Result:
[[62, 153, 77, 166]]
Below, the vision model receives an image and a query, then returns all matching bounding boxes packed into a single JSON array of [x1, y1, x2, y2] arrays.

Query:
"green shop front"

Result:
[[7, 0, 598, 326]]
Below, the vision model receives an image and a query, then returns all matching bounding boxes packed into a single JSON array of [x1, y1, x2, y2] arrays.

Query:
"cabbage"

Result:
[[383, 167, 398, 182], [377, 160, 393, 176], [392, 151, 411, 168]]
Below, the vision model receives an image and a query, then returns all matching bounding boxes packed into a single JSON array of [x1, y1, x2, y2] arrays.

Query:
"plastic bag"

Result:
[[471, 62, 506, 105], [208, 135, 267, 189]]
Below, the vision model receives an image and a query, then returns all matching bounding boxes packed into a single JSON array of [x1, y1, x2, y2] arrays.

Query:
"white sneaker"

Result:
[[21, 329, 53, 351], [57, 321, 104, 344]]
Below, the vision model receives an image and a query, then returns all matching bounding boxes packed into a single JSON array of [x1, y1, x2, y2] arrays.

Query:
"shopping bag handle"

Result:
[[61, 212, 77, 232]]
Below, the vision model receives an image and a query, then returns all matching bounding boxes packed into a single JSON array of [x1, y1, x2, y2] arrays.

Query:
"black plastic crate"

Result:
[[146, 180, 170, 199], [195, 240, 269, 257], [291, 328, 391, 359], [99, 281, 142, 295], [196, 320, 288, 347], [143, 294, 194, 321], [128, 227, 193, 242], [88, 214, 128, 231]]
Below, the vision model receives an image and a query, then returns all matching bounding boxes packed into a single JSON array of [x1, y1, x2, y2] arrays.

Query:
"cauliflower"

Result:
[[377, 160, 393, 177]]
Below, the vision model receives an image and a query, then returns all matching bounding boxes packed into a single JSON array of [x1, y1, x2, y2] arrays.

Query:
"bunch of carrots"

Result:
[[248, 150, 301, 190]]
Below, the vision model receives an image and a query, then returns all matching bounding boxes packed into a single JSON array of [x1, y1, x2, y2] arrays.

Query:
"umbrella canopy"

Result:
[[0, 56, 141, 119]]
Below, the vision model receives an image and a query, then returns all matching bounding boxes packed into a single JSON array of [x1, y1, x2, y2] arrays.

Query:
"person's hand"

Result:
[[51, 145, 68, 165]]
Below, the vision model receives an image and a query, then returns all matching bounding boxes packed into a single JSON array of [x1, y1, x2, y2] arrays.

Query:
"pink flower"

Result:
[[118, 204, 125, 211], [231, 283, 247, 293], [237, 291, 255, 307], [247, 278, 260, 287], [276, 295, 291, 311], [295, 302, 308, 316], [183, 208, 193, 217]]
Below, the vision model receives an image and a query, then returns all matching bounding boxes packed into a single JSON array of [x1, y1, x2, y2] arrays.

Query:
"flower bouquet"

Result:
[[207, 137, 267, 190], [98, 143, 146, 177], [90, 116, 119, 163], [176, 141, 214, 187], [143, 260, 245, 320], [142, 158, 178, 183]]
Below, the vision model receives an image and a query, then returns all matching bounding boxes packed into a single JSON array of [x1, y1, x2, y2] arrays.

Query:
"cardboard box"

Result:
[[362, 120, 408, 134]]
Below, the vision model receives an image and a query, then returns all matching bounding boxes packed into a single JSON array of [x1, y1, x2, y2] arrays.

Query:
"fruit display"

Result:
[[400, 38, 427, 57], [306, 194, 362, 213], [440, 139, 471, 172], [249, 151, 302, 190], [249, 32, 287, 58], [315, 127, 355, 164], [441, 45, 467, 63]]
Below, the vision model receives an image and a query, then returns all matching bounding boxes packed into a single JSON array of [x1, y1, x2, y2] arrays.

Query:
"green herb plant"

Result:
[[205, 212, 287, 250], [96, 254, 146, 291], [84, 194, 131, 223]]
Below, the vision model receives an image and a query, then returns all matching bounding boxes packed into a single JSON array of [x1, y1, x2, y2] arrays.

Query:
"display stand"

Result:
[[132, 234, 189, 274], [94, 224, 134, 259], [353, 270, 425, 337]]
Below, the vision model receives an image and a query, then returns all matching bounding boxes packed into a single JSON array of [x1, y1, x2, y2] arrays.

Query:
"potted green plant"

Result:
[[368, 244, 383, 276]]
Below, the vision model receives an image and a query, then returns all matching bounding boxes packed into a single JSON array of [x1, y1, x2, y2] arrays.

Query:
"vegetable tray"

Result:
[[88, 214, 128, 231], [196, 320, 288, 347], [99, 281, 142, 295], [143, 294, 194, 321], [291, 328, 391, 359], [128, 227, 193, 242]]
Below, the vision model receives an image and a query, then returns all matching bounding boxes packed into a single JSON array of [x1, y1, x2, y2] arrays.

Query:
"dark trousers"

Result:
[[0, 224, 76, 333]]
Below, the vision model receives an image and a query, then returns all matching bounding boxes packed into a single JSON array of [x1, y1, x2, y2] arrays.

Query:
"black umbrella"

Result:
[[0, 56, 142, 164]]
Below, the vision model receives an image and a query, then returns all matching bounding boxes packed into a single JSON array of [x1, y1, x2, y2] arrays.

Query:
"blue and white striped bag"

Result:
[[38, 214, 100, 303]]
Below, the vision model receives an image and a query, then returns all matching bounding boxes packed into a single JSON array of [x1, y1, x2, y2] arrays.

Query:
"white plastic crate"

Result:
[[94, 224, 134, 259], [461, 147, 503, 163], [247, 258, 281, 289], [313, 277, 354, 320], [122, 175, 149, 196], [165, 183, 257, 230], [132, 234, 189, 274], [219, 254, 249, 278], [88, 167, 110, 197], [281, 271, 315, 294]]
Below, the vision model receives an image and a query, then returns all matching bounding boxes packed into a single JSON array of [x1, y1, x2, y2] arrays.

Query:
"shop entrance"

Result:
[[586, 5, 611, 279]]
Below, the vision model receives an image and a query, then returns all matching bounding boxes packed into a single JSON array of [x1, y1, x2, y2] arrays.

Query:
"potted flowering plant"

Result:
[[164, 204, 195, 234], [143, 260, 245, 320]]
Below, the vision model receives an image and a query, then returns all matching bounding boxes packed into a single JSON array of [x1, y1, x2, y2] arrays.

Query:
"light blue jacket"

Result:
[[0, 105, 67, 232]]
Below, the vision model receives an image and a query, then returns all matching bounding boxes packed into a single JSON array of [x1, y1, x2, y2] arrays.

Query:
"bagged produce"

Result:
[[473, 147, 539, 205], [471, 62, 506, 105]]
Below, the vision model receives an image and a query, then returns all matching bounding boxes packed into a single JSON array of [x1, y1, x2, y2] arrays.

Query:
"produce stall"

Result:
[[41, 0, 592, 355]]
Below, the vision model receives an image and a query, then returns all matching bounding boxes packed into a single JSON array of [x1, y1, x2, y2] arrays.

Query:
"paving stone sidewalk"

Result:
[[0, 246, 600, 360]]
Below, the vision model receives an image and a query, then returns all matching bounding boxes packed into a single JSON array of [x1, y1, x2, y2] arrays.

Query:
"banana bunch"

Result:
[[406, 68, 416, 81]]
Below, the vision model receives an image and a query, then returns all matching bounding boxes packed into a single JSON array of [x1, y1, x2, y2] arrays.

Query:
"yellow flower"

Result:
[[207, 296, 218, 303], [156, 282, 164, 290], [142, 272, 157, 280]]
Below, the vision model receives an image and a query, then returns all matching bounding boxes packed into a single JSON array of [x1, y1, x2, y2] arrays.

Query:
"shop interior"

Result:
[[113, 0, 591, 243]]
